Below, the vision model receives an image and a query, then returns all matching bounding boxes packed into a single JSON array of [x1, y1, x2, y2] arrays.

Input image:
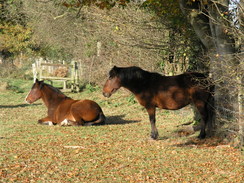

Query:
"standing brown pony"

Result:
[[26, 79, 106, 126], [103, 66, 214, 139]]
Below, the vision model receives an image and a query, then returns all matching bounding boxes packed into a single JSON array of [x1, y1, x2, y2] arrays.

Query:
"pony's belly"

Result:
[[155, 89, 190, 110], [156, 97, 190, 110], [157, 102, 189, 110]]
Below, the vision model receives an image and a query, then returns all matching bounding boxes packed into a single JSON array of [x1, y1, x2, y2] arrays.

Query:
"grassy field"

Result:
[[0, 79, 243, 182]]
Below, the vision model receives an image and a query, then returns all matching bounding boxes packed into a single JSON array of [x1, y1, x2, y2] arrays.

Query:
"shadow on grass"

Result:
[[172, 136, 224, 148], [105, 115, 141, 125], [0, 103, 41, 109], [158, 136, 170, 140]]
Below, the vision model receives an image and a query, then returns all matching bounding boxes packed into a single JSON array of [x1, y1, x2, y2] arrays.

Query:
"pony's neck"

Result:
[[41, 85, 67, 108], [121, 77, 145, 94], [120, 71, 163, 94]]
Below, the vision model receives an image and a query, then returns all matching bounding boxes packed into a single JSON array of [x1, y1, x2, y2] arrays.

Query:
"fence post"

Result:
[[71, 61, 75, 91], [32, 63, 37, 83], [74, 61, 79, 92], [39, 59, 43, 81]]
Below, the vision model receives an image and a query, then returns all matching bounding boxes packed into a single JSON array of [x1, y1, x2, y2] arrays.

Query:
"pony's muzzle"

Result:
[[25, 98, 32, 104], [103, 92, 111, 98]]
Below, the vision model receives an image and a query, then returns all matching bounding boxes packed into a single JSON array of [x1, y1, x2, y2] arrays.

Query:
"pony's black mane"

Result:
[[109, 66, 161, 82], [109, 66, 162, 92], [110, 66, 161, 82]]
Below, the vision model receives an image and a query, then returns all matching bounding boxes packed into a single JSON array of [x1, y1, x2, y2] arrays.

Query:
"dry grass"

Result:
[[0, 79, 243, 182]]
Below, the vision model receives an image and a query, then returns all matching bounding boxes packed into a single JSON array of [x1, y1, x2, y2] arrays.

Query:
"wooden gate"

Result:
[[32, 59, 79, 92]]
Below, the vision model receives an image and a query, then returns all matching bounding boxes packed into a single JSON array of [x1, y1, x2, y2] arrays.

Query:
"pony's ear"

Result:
[[35, 79, 43, 84], [109, 66, 119, 77], [112, 66, 120, 73], [39, 80, 44, 89]]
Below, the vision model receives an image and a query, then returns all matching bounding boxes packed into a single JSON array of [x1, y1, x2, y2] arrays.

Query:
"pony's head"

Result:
[[25, 79, 44, 104], [103, 66, 122, 98]]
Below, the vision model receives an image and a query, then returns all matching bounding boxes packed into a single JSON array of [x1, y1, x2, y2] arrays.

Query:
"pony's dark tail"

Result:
[[84, 112, 106, 126], [206, 85, 215, 137]]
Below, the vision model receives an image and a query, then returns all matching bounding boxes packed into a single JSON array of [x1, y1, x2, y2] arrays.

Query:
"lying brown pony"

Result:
[[26, 79, 106, 126]]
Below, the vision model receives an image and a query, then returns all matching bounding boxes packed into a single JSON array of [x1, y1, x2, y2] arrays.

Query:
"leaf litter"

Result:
[[0, 89, 243, 182]]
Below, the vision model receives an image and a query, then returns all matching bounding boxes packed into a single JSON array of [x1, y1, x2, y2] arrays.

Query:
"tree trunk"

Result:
[[208, 1, 239, 137], [179, 0, 241, 141]]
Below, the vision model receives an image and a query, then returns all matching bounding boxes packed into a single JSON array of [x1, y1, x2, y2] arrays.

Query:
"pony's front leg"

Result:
[[146, 107, 158, 140], [38, 116, 54, 126]]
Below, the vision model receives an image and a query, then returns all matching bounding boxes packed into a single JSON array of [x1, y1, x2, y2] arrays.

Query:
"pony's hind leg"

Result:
[[84, 113, 106, 126], [60, 119, 83, 126], [194, 101, 208, 139]]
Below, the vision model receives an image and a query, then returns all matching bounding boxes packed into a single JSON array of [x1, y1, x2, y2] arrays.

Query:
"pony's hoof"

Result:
[[60, 119, 70, 126], [198, 134, 206, 139], [150, 132, 159, 140], [47, 121, 54, 126]]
